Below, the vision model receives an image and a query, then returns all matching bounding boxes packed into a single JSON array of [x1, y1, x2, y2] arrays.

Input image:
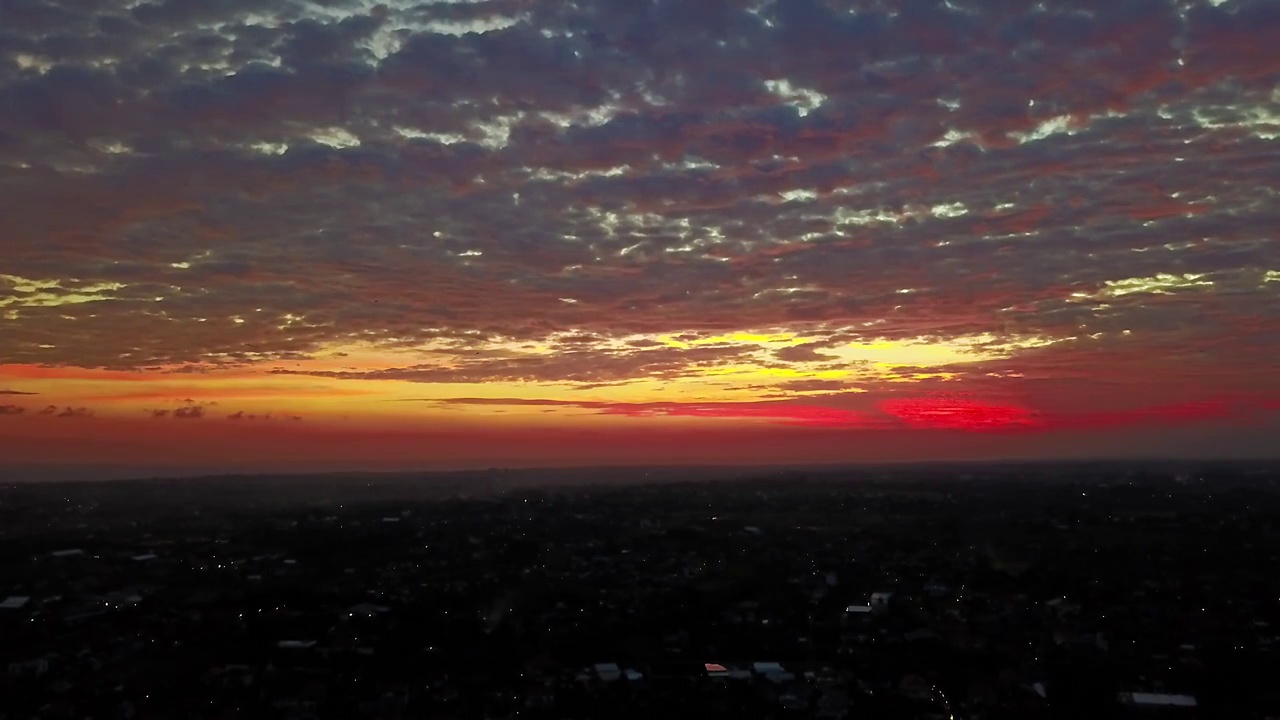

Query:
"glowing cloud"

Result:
[[880, 397, 1039, 431], [1076, 273, 1215, 299]]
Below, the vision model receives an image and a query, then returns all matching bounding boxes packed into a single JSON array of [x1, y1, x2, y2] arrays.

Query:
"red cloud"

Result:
[[880, 396, 1039, 431], [879, 394, 1280, 434]]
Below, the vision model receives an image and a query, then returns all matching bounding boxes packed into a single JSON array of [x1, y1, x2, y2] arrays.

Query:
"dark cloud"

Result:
[[173, 404, 205, 419], [0, 404, 25, 415], [0, 389, 37, 394], [0, 0, 1276, 432], [227, 410, 301, 421], [37, 406, 95, 418], [773, 343, 835, 363], [146, 400, 218, 418]]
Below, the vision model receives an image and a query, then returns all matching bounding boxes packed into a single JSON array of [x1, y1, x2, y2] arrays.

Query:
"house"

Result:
[[277, 640, 318, 649], [753, 661, 787, 681], [816, 688, 851, 718], [102, 591, 143, 607], [9, 657, 51, 676], [780, 687, 810, 711], [905, 627, 939, 643], [344, 603, 390, 618], [62, 602, 109, 623], [594, 663, 622, 682], [1120, 692, 1197, 708]]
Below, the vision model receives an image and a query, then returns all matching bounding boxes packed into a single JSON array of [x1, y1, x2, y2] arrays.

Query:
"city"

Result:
[[3, 461, 1278, 719]]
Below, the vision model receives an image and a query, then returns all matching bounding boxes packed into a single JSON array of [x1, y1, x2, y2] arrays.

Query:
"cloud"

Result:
[[880, 396, 1040, 431], [226, 410, 302, 421], [0, 404, 25, 415], [0, 0, 1277, 457], [772, 343, 835, 363], [1045, 397, 1262, 431], [0, 389, 37, 395], [273, 343, 757, 385], [1, 0, 1277, 376], [146, 400, 217, 418], [423, 396, 874, 428], [173, 404, 204, 419], [597, 401, 874, 428], [420, 389, 1280, 435], [35, 405, 94, 418]]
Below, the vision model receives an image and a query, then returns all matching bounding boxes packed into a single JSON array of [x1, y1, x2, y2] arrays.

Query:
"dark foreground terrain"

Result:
[[2, 461, 1279, 719]]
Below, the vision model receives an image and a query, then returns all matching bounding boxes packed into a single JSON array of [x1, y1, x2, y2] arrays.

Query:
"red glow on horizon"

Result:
[[880, 396, 1039, 431], [1056, 398, 1237, 429]]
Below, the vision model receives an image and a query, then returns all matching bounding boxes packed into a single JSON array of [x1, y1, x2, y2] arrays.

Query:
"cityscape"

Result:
[[3, 461, 1278, 718]]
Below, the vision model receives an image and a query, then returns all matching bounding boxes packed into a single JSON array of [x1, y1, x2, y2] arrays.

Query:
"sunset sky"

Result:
[[2, 0, 1279, 477]]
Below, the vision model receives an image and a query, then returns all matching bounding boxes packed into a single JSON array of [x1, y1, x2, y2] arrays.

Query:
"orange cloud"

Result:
[[597, 401, 874, 428]]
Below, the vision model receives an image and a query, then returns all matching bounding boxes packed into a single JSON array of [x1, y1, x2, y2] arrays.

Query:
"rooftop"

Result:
[[1123, 692, 1198, 707]]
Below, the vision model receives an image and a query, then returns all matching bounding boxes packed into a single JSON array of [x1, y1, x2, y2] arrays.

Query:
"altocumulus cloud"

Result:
[[0, 0, 1277, 409]]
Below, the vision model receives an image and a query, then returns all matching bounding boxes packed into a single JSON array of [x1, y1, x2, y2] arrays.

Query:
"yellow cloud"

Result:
[[0, 274, 125, 309], [1073, 272, 1213, 299], [700, 365, 849, 380], [828, 333, 1058, 369]]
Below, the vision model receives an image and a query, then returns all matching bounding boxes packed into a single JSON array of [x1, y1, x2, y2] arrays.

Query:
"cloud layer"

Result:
[[2, 0, 1279, 462]]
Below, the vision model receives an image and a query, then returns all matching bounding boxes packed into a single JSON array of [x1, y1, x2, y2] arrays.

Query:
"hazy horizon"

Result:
[[4, 453, 1277, 485]]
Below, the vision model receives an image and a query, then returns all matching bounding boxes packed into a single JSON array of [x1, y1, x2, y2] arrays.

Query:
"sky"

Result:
[[2, 0, 1279, 477]]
